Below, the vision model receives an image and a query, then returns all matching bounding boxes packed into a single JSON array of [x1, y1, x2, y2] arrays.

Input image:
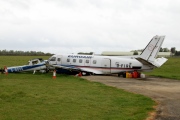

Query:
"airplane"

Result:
[[5, 58, 48, 74], [47, 35, 168, 76]]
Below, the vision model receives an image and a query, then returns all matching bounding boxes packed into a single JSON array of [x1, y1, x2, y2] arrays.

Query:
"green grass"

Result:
[[0, 56, 50, 67], [0, 56, 155, 120], [0, 73, 154, 120], [145, 57, 180, 80]]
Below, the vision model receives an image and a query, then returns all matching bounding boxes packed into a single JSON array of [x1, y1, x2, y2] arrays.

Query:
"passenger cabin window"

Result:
[[93, 60, 97, 64], [86, 60, 89, 63], [50, 57, 56, 61], [67, 59, 70, 62], [79, 59, 83, 63], [57, 58, 61, 62], [73, 59, 76, 63]]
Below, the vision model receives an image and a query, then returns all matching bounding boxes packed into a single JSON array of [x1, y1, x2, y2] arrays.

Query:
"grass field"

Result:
[[0, 56, 155, 120], [144, 57, 180, 80], [0, 56, 50, 67], [0, 73, 154, 120]]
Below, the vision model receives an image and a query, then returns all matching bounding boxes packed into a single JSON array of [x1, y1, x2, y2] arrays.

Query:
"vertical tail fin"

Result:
[[140, 35, 165, 62], [137, 35, 168, 68]]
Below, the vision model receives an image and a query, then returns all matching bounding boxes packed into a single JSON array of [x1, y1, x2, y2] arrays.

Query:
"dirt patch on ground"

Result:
[[82, 75, 180, 120]]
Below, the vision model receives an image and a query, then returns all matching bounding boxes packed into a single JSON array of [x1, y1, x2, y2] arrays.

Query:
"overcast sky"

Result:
[[0, 0, 180, 54]]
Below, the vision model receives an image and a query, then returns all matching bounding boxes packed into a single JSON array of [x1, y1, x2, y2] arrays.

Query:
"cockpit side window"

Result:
[[50, 57, 56, 61], [32, 60, 38, 65]]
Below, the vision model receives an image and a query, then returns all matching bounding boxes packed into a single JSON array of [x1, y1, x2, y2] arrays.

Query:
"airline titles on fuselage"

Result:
[[68, 55, 93, 59]]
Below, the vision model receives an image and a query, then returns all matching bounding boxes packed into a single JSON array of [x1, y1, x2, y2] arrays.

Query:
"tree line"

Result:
[[170, 47, 180, 56], [0, 50, 53, 56], [133, 47, 180, 56], [174, 51, 180, 56]]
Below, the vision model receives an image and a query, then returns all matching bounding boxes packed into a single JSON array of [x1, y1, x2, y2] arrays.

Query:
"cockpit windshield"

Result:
[[49, 57, 56, 61]]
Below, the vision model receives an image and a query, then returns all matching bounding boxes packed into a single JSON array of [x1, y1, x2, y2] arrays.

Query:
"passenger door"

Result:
[[101, 58, 111, 74]]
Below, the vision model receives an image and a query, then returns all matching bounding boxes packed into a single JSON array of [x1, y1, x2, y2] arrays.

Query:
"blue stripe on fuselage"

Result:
[[7, 64, 44, 73]]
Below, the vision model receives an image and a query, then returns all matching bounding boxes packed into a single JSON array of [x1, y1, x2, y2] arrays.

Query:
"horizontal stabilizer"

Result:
[[151, 57, 168, 67], [135, 58, 155, 68], [136, 57, 168, 68]]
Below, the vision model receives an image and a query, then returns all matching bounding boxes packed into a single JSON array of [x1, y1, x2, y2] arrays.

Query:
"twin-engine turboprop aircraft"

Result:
[[47, 35, 168, 75]]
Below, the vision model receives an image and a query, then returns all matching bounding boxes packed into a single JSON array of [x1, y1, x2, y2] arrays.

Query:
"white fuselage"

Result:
[[48, 54, 153, 74]]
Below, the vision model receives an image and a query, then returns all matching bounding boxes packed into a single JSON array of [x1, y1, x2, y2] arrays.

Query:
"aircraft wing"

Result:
[[79, 67, 103, 74], [51, 65, 81, 71], [50, 64, 103, 74]]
